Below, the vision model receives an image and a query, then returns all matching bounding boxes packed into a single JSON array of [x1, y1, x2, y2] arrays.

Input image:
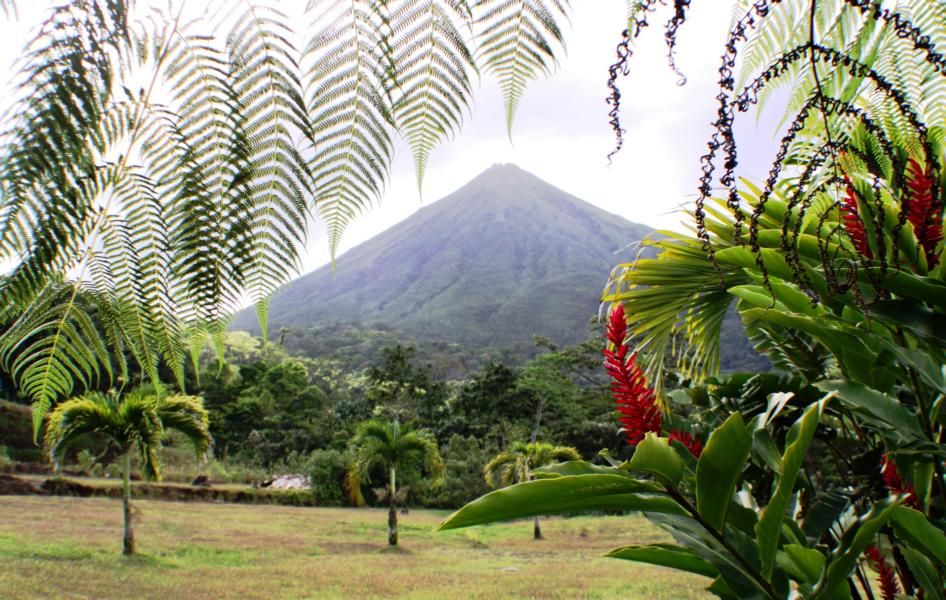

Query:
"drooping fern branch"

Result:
[[0, 0, 573, 433]]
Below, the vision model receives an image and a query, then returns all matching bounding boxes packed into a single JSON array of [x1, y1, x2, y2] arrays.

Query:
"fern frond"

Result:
[[473, 0, 570, 134], [0, 280, 115, 436], [389, 1, 476, 191], [304, 1, 393, 258]]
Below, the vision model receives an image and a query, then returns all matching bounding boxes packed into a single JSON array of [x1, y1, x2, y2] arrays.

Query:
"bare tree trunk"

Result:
[[533, 516, 543, 540], [122, 451, 135, 555], [530, 398, 546, 444], [387, 466, 398, 546]]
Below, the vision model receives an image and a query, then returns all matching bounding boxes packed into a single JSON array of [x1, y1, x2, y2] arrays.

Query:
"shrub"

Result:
[[306, 449, 350, 506]]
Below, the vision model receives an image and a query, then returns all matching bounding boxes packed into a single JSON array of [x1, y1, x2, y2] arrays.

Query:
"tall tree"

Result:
[[347, 419, 444, 546], [44, 388, 211, 555]]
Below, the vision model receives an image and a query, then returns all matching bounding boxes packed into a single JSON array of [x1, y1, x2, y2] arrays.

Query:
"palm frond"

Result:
[[155, 394, 213, 460]]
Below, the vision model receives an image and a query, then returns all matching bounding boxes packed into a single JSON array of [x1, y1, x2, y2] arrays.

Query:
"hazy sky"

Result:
[[0, 2, 780, 276]]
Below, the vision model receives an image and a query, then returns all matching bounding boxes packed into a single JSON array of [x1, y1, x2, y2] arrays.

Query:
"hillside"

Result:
[[234, 164, 767, 372], [234, 164, 651, 352]]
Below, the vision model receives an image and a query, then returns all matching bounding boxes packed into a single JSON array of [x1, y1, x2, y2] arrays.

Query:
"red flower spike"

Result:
[[840, 176, 872, 258], [865, 546, 900, 600], [881, 455, 920, 509], [669, 429, 703, 457], [603, 304, 662, 446], [905, 158, 943, 266]]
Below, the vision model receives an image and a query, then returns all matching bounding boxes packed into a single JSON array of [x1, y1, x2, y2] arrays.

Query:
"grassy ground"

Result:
[[0, 496, 712, 599]]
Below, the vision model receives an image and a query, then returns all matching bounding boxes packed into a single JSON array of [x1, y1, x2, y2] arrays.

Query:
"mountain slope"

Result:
[[233, 164, 651, 351]]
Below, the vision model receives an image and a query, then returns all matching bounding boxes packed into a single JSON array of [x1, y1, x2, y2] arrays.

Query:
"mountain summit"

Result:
[[234, 164, 651, 350]]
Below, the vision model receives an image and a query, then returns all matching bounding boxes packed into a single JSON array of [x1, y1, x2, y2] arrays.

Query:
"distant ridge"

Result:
[[232, 164, 650, 351]]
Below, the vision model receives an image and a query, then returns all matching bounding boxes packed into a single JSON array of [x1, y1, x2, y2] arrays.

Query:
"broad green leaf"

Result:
[[902, 547, 944, 600], [890, 506, 946, 567], [814, 497, 901, 599], [816, 380, 924, 443], [606, 543, 720, 579], [741, 309, 885, 387], [868, 299, 946, 350], [627, 433, 685, 487], [802, 491, 850, 542], [696, 413, 752, 532], [438, 474, 685, 531], [777, 544, 825, 584], [757, 397, 830, 577], [752, 429, 783, 474], [532, 460, 637, 479]]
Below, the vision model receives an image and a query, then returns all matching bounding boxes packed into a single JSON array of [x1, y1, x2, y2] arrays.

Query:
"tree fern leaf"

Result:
[[473, 0, 570, 134], [305, 0, 393, 258], [389, 0, 475, 191]]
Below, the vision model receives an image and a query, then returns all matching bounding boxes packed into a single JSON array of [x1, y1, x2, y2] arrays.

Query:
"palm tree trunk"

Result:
[[122, 451, 135, 555], [388, 466, 398, 546], [533, 516, 543, 540]]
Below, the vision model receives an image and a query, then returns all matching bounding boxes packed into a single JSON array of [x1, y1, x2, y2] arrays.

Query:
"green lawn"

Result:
[[0, 496, 712, 599]]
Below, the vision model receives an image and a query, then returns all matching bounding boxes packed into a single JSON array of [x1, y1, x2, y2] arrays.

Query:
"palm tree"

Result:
[[44, 387, 212, 555], [483, 441, 580, 540], [347, 419, 443, 546]]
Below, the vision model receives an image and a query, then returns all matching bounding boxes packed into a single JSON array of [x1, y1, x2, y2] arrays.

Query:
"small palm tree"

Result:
[[44, 387, 212, 555], [484, 441, 581, 540], [348, 419, 443, 546]]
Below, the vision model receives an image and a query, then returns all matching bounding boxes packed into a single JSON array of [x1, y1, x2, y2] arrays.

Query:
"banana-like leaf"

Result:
[[902, 547, 945, 600], [868, 299, 946, 350], [813, 497, 902, 599], [816, 380, 925, 443], [437, 474, 685, 531], [532, 460, 636, 479], [696, 412, 752, 532], [777, 544, 825, 585], [627, 433, 685, 487], [606, 543, 719, 579], [756, 396, 830, 578], [890, 506, 946, 567]]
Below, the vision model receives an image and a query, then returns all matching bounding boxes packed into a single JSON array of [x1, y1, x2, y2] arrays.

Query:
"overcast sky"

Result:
[[0, 1, 781, 276]]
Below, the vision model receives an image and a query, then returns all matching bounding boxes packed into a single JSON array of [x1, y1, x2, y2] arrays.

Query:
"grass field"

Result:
[[0, 496, 712, 599]]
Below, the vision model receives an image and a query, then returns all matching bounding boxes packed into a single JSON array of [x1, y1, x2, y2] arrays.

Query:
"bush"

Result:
[[423, 435, 490, 508], [75, 449, 99, 476], [306, 449, 350, 506]]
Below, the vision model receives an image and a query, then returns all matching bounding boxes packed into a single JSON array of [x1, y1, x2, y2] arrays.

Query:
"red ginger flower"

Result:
[[669, 429, 704, 458], [603, 304, 662, 446], [905, 158, 943, 266], [864, 546, 900, 600], [882, 455, 919, 509], [840, 176, 872, 258]]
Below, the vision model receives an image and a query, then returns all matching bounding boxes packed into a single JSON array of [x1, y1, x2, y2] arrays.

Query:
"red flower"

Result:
[[603, 304, 662, 445], [904, 158, 943, 266], [882, 455, 919, 509], [840, 176, 872, 258], [864, 546, 900, 600], [669, 429, 703, 457]]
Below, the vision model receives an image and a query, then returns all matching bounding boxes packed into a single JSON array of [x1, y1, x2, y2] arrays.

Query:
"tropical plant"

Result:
[[483, 441, 580, 539], [44, 387, 211, 555], [347, 418, 444, 546], [0, 0, 572, 435], [441, 1, 946, 598]]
